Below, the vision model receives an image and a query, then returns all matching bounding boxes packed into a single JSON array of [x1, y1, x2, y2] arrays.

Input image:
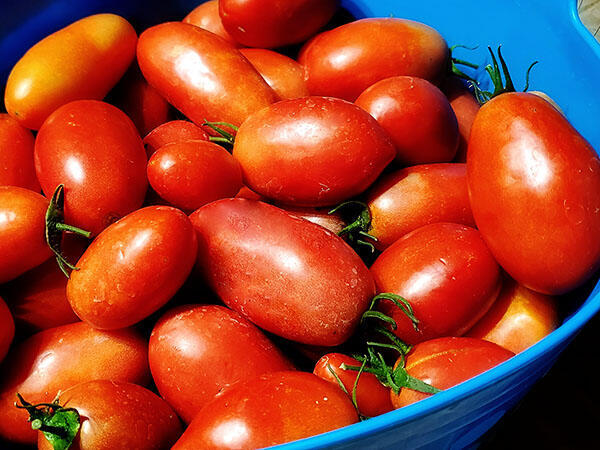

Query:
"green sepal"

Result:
[[203, 119, 238, 146], [391, 366, 442, 396], [365, 293, 420, 332], [328, 201, 377, 253], [449, 44, 480, 83]]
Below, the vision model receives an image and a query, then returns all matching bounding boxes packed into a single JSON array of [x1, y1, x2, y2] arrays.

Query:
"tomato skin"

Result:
[[0, 114, 40, 191], [368, 164, 475, 250], [34, 100, 147, 236], [233, 97, 395, 206], [371, 223, 501, 345], [190, 199, 375, 346], [219, 0, 337, 48], [37, 380, 181, 450], [442, 77, 480, 162], [467, 277, 558, 353], [355, 76, 459, 165], [283, 206, 346, 235], [0, 297, 14, 363], [235, 185, 264, 201], [0, 322, 149, 445], [390, 337, 514, 408], [299, 18, 448, 101], [142, 120, 209, 158], [147, 140, 243, 212], [0, 187, 52, 284], [137, 22, 277, 127], [183, 0, 241, 47], [172, 371, 358, 450], [314, 353, 393, 418], [467, 92, 600, 294], [240, 48, 310, 100], [149, 304, 293, 424], [5, 14, 136, 130], [67, 206, 197, 330]]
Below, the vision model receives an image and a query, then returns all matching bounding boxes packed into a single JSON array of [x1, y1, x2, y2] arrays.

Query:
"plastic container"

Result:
[[2, 0, 599, 448]]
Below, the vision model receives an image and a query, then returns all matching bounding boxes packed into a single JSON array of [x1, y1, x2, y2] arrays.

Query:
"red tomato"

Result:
[[172, 371, 358, 449], [299, 18, 448, 101], [284, 206, 346, 235], [467, 277, 558, 353], [0, 322, 149, 445], [314, 353, 393, 418], [0, 186, 52, 284], [355, 76, 459, 165], [0, 114, 40, 191], [240, 48, 310, 100], [219, 0, 337, 48], [67, 206, 197, 330], [149, 304, 293, 423], [371, 223, 501, 345], [36, 380, 181, 450], [5, 14, 136, 130], [390, 337, 514, 408], [190, 199, 375, 346], [442, 77, 480, 162], [0, 297, 14, 363], [467, 93, 600, 294], [233, 97, 395, 206], [147, 140, 243, 212], [34, 100, 147, 236], [367, 164, 475, 250], [235, 185, 264, 201], [183, 0, 241, 47], [137, 22, 277, 127], [142, 120, 210, 157]]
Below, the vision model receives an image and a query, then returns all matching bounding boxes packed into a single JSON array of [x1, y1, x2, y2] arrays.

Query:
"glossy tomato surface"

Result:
[[283, 206, 346, 235], [0, 114, 40, 191], [142, 120, 209, 157], [183, 0, 241, 46], [443, 77, 480, 162], [0, 297, 14, 363]]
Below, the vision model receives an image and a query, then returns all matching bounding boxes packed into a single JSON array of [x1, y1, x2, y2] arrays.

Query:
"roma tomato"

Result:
[[235, 185, 264, 201], [5, 14, 136, 130], [137, 22, 277, 127], [442, 77, 480, 162], [299, 18, 448, 101], [355, 76, 459, 165], [371, 223, 501, 345], [0, 114, 40, 191], [34, 100, 147, 236], [219, 0, 337, 48], [314, 353, 393, 418], [467, 93, 600, 294], [149, 304, 293, 423], [147, 140, 243, 212], [172, 371, 358, 449], [467, 277, 558, 353], [67, 206, 197, 330], [191, 199, 375, 346], [0, 186, 52, 284], [183, 0, 241, 47], [240, 48, 310, 100], [367, 164, 475, 250], [233, 97, 395, 206], [0, 297, 14, 363], [143, 120, 209, 157], [0, 322, 149, 445], [284, 206, 346, 235], [390, 337, 514, 408]]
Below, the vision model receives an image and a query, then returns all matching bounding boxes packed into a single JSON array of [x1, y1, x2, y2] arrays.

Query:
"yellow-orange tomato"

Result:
[[5, 14, 137, 130]]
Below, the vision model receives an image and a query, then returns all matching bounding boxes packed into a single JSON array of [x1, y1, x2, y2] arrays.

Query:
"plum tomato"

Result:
[[142, 120, 210, 158], [190, 199, 375, 346], [183, 0, 241, 47], [0, 114, 40, 191], [442, 77, 480, 162], [235, 185, 264, 201], [233, 96, 395, 206], [283, 206, 346, 235], [0, 297, 14, 363], [172, 371, 358, 449]]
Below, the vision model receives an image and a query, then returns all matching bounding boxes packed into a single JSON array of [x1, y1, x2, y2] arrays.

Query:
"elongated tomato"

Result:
[[143, 120, 210, 157], [5, 14, 136, 130], [0, 114, 40, 191], [191, 199, 375, 346], [442, 77, 480, 162], [183, 0, 240, 46]]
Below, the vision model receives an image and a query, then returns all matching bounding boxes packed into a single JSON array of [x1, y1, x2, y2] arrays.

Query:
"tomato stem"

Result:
[[202, 119, 238, 146], [449, 44, 480, 84]]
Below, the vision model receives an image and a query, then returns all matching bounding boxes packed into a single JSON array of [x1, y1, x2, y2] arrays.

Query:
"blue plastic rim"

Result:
[[2, 1, 600, 449]]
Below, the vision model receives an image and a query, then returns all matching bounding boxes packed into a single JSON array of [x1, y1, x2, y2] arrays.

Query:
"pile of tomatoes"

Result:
[[1, 0, 600, 448]]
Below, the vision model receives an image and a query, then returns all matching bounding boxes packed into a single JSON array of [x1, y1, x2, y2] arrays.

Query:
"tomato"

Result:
[[147, 140, 243, 212], [284, 206, 346, 235], [0, 322, 149, 445], [0, 297, 14, 363], [0, 114, 40, 191], [4, 14, 136, 130], [142, 120, 210, 157], [467, 93, 600, 294], [235, 185, 264, 201], [0, 186, 52, 284], [137, 22, 277, 127], [172, 371, 358, 449], [467, 277, 558, 353], [67, 206, 197, 330], [314, 353, 393, 418], [34, 380, 181, 450], [371, 223, 501, 345], [34, 100, 147, 236], [355, 76, 459, 165], [190, 199, 375, 346], [367, 164, 475, 250], [219, 0, 337, 48], [233, 97, 395, 206], [183, 0, 241, 47], [299, 18, 448, 101], [390, 337, 514, 408], [149, 304, 293, 423], [240, 48, 310, 100], [442, 77, 480, 162]]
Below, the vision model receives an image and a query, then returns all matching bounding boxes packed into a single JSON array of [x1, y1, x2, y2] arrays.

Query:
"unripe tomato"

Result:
[[0, 114, 40, 191]]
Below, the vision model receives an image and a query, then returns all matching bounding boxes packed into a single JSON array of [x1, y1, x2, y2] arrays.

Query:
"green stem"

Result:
[[54, 223, 91, 238]]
